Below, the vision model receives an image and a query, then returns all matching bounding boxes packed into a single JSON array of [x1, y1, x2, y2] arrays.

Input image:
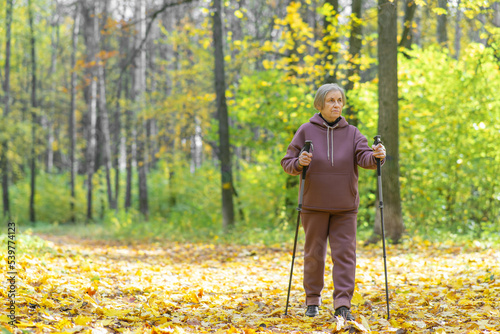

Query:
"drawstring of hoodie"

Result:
[[324, 123, 339, 166]]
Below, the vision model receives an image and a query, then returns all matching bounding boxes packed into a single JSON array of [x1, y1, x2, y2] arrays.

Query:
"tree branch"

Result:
[[116, 0, 198, 93]]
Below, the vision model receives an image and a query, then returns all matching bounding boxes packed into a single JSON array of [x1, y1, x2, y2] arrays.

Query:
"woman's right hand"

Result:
[[298, 151, 313, 167]]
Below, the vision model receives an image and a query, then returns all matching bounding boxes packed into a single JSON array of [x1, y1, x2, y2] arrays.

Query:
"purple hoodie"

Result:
[[281, 113, 384, 211]]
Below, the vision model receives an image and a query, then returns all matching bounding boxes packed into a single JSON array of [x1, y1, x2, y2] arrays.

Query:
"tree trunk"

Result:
[[83, 0, 98, 221], [113, 72, 124, 211], [399, 0, 416, 51], [114, 12, 129, 209], [149, 119, 159, 169], [190, 118, 202, 173], [28, 0, 37, 223], [46, 0, 59, 173], [124, 63, 133, 211], [454, 0, 461, 59], [70, 3, 80, 223], [213, 0, 235, 231], [324, 0, 339, 83], [493, 2, 500, 28], [414, 4, 422, 48], [372, 0, 404, 244], [2, 0, 13, 218], [94, 0, 116, 210], [124, 106, 133, 210], [135, 0, 149, 219], [437, 0, 448, 47], [343, 0, 363, 127]]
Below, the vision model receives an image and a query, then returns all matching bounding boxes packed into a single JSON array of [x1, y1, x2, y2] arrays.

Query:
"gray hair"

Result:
[[313, 84, 346, 111]]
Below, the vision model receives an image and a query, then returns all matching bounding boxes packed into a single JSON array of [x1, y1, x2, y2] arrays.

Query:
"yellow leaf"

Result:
[[0, 314, 12, 322], [432, 7, 447, 15], [262, 59, 273, 70], [351, 290, 364, 305], [242, 303, 259, 314], [458, 299, 470, 306], [102, 308, 130, 317], [97, 319, 114, 327], [83, 294, 99, 308], [349, 320, 369, 333], [227, 327, 239, 334], [183, 291, 200, 304], [74, 315, 92, 326], [390, 319, 399, 327], [234, 10, 243, 19], [55, 319, 72, 330], [360, 315, 371, 331], [41, 297, 57, 308], [332, 316, 345, 331]]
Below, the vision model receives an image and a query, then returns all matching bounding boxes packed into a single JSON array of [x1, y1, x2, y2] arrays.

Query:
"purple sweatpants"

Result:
[[301, 209, 357, 309]]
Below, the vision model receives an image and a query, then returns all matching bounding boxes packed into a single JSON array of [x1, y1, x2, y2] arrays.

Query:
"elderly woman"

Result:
[[281, 84, 386, 320]]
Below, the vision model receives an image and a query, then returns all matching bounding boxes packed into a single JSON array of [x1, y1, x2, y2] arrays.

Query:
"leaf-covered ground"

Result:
[[1, 234, 500, 334]]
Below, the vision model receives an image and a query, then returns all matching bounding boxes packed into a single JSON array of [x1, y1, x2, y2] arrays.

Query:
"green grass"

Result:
[[0, 230, 55, 256], [24, 219, 301, 246], [19, 216, 500, 250]]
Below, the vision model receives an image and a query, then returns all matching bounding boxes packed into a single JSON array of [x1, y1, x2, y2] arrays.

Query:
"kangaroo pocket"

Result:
[[303, 172, 356, 210]]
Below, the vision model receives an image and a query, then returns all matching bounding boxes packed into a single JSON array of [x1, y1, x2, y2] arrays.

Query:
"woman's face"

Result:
[[321, 90, 343, 123]]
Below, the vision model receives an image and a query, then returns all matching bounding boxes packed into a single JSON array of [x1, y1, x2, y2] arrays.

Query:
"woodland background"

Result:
[[1, 0, 499, 244]]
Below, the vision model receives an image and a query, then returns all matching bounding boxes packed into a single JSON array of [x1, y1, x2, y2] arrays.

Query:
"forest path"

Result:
[[1, 234, 499, 333]]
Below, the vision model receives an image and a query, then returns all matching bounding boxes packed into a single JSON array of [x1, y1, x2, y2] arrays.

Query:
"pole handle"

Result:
[[373, 135, 382, 175], [301, 140, 312, 179]]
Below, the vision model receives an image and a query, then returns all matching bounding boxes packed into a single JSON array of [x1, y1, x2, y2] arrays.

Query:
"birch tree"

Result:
[[83, 0, 98, 221], [95, 0, 116, 210], [135, 0, 149, 218], [69, 2, 80, 223]]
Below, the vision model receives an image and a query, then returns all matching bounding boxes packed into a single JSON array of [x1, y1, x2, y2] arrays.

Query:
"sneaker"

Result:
[[334, 306, 354, 321], [305, 305, 319, 317]]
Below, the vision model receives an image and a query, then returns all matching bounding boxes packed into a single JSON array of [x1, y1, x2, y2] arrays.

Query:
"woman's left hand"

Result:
[[372, 143, 386, 159]]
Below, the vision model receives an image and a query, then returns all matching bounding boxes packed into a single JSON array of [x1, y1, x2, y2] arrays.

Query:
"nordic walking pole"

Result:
[[285, 140, 312, 316], [373, 135, 390, 320]]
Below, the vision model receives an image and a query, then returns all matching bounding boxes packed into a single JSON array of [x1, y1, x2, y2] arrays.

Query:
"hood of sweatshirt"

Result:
[[309, 113, 349, 128], [309, 113, 349, 166]]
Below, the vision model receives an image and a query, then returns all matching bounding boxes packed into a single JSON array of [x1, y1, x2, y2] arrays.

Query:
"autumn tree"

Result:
[[82, 0, 98, 221], [437, 0, 448, 47], [28, 0, 38, 223], [1, 0, 14, 219], [69, 2, 80, 223], [134, 0, 149, 219], [400, 0, 417, 52], [372, 0, 404, 243], [324, 0, 340, 83], [95, 0, 116, 210], [213, 0, 235, 230], [343, 0, 363, 127]]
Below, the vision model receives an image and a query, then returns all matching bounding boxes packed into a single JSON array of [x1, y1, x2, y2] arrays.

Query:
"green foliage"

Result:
[[347, 45, 500, 238], [231, 70, 313, 148], [0, 230, 52, 256], [3, 0, 500, 246], [16, 43, 500, 244], [399, 45, 500, 237], [10, 171, 87, 224]]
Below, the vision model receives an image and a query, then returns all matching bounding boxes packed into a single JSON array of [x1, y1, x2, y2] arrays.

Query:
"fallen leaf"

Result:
[[74, 315, 92, 326]]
